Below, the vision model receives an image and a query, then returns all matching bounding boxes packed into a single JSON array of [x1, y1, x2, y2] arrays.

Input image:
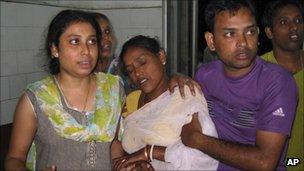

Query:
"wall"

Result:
[[0, 1, 163, 125]]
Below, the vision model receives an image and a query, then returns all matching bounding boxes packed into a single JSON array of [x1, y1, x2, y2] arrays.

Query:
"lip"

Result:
[[137, 78, 148, 87], [102, 43, 112, 51], [289, 33, 299, 41], [78, 59, 92, 69], [235, 51, 250, 60]]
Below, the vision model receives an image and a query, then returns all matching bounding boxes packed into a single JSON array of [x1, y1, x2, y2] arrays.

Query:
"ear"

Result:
[[51, 44, 59, 58], [158, 49, 167, 65], [265, 27, 273, 39], [205, 32, 216, 51]]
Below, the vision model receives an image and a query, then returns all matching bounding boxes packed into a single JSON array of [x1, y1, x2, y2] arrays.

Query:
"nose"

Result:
[[133, 67, 143, 78], [236, 34, 248, 48], [289, 21, 298, 32], [81, 43, 90, 55], [102, 33, 110, 42]]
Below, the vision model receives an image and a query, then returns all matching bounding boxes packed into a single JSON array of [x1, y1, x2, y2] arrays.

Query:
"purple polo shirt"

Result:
[[195, 57, 298, 170]]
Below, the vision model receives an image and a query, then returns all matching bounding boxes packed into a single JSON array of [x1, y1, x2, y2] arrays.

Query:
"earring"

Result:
[[210, 46, 215, 51], [53, 53, 58, 58], [162, 61, 166, 65]]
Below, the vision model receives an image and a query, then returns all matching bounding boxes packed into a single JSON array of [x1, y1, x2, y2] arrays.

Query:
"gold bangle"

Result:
[[144, 146, 149, 161], [149, 144, 155, 162]]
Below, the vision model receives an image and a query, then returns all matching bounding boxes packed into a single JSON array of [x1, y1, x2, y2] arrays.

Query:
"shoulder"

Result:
[[261, 51, 275, 62], [256, 57, 297, 94], [196, 61, 221, 76], [195, 60, 221, 84], [172, 86, 205, 103], [123, 90, 141, 117], [96, 72, 120, 83], [257, 57, 293, 81], [27, 75, 52, 92], [196, 61, 220, 73], [126, 90, 141, 103]]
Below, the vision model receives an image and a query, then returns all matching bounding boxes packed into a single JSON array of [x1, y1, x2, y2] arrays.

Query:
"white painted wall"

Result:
[[0, 1, 163, 125]]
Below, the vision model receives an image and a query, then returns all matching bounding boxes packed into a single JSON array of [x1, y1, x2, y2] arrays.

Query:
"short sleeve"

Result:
[[257, 74, 298, 136]]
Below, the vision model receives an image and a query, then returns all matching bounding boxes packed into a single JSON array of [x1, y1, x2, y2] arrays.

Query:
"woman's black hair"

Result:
[[120, 35, 161, 60], [204, 0, 256, 32], [46, 9, 102, 75], [262, 0, 303, 29]]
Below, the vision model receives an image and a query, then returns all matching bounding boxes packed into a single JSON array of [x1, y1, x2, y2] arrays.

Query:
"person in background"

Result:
[[261, 0, 303, 170], [91, 12, 117, 73], [110, 35, 218, 170], [181, 0, 298, 170], [4, 10, 124, 170], [91, 12, 200, 96], [91, 12, 135, 94], [202, 47, 219, 63]]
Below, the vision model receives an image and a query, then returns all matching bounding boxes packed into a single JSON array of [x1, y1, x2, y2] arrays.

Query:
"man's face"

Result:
[[268, 4, 304, 51], [206, 7, 259, 76]]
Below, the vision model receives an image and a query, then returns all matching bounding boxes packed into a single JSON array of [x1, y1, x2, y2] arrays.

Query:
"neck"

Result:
[[224, 59, 256, 78], [273, 46, 303, 74], [56, 72, 93, 91]]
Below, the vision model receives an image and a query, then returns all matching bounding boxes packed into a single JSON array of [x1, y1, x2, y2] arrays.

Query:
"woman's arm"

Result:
[[115, 145, 166, 170], [5, 93, 37, 170]]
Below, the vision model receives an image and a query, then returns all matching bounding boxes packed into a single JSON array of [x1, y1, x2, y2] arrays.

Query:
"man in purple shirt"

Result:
[[181, 0, 298, 170]]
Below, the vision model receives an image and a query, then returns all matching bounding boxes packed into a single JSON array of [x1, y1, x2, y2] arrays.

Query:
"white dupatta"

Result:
[[122, 87, 219, 170]]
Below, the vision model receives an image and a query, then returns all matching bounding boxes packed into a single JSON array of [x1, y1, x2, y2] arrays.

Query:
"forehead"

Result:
[[214, 7, 256, 30], [124, 47, 154, 62], [274, 4, 302, 18], [62, 21, 96, 36]]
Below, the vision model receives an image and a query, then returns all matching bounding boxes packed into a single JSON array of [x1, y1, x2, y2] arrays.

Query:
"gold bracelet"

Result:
[[144, 146, 149, 161], [149, 144, 155, 162]]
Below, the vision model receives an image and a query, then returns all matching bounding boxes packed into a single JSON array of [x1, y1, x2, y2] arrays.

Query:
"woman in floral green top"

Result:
[[5, 10, 124, 171]]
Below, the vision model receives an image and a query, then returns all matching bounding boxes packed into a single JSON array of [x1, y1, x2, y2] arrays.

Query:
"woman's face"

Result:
[[95, 18, 115, 72], [123, 47, 167, 96], [52, 22, 98, 77]]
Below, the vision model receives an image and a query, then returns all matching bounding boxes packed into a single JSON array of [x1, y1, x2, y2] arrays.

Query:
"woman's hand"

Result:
[[168, 73, 202, 98], [112, 147, 150, 171], [111, 139, 125, 159]]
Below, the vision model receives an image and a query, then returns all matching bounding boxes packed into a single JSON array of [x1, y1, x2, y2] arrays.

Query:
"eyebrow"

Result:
[[124, 54, 146, 67], [222, 24, 257, 31], [66, 34, 96, 38]]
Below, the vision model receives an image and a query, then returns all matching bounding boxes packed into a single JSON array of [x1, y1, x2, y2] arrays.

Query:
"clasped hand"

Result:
[[112, 147, 154, 171]]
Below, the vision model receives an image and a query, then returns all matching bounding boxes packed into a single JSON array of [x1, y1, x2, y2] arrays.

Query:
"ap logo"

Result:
[[286, 158, 300, 166]]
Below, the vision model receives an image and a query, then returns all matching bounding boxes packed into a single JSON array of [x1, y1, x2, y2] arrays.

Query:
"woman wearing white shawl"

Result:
[[111, 35, 218, 170]]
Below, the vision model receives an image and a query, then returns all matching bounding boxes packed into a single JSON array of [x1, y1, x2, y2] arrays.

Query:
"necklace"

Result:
[[81, 77, 91, 114], [55, 76, 92, 114]]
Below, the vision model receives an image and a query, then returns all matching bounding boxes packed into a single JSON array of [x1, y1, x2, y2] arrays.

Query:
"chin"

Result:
[[140, 86, 154, 94]]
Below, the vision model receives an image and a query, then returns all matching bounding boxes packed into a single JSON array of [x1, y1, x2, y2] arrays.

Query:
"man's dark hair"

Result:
[[262, 0, 303, 29], [204, 0, 256, 32]]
